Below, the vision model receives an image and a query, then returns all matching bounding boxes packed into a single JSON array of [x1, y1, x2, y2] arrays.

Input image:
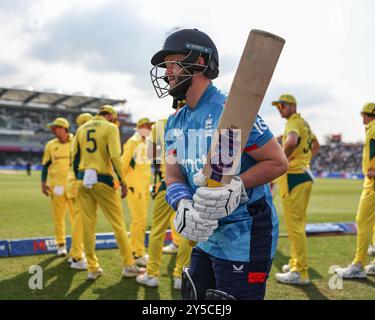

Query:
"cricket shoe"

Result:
[[68, 252, 86, 264], [134, 254, 149, 267], [173, 277, 182, 290], [281, 264, 291, 273], [136, 273, 159, 287], [275, 271, 310, 285], [334, 264, 367, 279], [70, 258, 88, 271], [163, 242, 179, 254], [57, 245, 67, 257], [365, 263, 375, 276], [87, 268, 104, 281], [122, 265, 146, 278], [368, 245, 375, 256]]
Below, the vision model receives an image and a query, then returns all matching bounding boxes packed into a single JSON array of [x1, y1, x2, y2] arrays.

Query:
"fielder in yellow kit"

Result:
[[72, 105, 144, 280], [272, 95, 320, 285], [335, 103, 375, 278], [121, 117, 153, 266], [136, 116, 192, 289], [66, 113, 94, 270], [42, 117, 74, 257], [370, 225, 375, 256]]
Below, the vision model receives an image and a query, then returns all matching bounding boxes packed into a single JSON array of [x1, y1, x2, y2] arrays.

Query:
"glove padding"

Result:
[[193, 176, 249, 220], [174, 199, 218, 243]]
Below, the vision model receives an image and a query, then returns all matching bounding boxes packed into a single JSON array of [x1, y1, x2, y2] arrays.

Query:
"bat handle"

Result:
[[188, 179, 223, 248], [207, 179, 223, 188], [189, 240, 196, 247]]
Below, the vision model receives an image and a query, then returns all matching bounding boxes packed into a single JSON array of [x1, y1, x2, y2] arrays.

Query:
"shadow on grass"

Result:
[[272, 249, 329, 300], [0, 255, 79, 300], [344, 278, 375, 289], [165, 253, 182, 300], [297, 282, 329, 300], [92, 278, 160, 300]]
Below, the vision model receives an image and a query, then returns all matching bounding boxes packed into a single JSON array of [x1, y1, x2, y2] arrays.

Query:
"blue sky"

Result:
[[0, 0, 373, 142]]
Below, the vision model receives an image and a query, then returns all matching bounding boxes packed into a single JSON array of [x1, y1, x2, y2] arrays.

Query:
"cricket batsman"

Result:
[[272, 94, 320, 285], [66, 113, 93, 270], [72, 105, 144, 280], [149, 28, 288, 300], [335, 103, 375, 278], [121, 117, 153, 267], [136, 115, 192, 290], [41, 117, 74, 256]]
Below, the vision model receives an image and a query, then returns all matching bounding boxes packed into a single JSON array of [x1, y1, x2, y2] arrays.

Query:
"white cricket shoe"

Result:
[[368, 245, 375, 256], [163, 243, 179, 254], [365, 263, 375, 276], [122, 265, 146, 278], [68, 252, 86, 264], [57, 245, 67, 257], [136, 273, 159, 287], [134, 254, 149, 267], [70, 259, 88, 270], [87, 267, 104, 280], [275, 271, 310, 285], [281, 264, 291, 273], [334, 264, 367, 279], [173, 277, 182, 290]]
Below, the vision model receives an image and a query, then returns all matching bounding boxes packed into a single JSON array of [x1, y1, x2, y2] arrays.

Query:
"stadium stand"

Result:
[[311, 135, 363, 176], [0, 87, 135, 168]]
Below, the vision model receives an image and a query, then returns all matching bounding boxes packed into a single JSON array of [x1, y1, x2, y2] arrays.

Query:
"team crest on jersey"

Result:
[[204, 114, 213, 137], [173, 128, 183, 138]]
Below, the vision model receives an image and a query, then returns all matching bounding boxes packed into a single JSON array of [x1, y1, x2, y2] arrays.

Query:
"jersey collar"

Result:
[[186, 83, 216, 112], [288, 113, 300, 121], [366, 119, 375, 131]]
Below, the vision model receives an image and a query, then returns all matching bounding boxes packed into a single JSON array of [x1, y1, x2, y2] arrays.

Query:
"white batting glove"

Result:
[[174, 199, 218, 243], [193, 176, 249, 220]]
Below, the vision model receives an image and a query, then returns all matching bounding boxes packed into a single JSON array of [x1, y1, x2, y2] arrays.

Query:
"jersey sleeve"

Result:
[[41, 142, 52, 182], [244, 115, 274, 152], [107, 125, 126, 185], [164, 115, 175, 155], [121, 137, 138, 178], [71, 132, 81, 179], [368, 127, 375, 168], [285, 118, 301, 136]]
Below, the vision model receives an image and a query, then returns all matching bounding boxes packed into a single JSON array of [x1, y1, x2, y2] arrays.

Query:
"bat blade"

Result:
[[203, 29, 285, 186]]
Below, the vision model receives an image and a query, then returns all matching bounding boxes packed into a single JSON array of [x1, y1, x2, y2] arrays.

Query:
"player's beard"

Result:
[[168, 69, 193, 101]]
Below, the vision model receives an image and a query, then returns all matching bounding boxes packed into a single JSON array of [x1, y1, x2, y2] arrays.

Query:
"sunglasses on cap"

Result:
[[277, 102, 289, 111]]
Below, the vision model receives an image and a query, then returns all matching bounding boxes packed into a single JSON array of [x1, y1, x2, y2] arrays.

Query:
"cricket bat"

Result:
[[202, 29, 285, 187], [190, 30, 285, 246]]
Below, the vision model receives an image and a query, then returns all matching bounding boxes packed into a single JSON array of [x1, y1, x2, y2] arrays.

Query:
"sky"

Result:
[[0, 0, 373, 143]]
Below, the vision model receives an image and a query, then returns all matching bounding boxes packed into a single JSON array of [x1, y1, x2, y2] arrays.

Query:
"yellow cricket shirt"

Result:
[[282, 113, 315, 173], [72, 115, 125, 186], [41, 134, 73, 186]]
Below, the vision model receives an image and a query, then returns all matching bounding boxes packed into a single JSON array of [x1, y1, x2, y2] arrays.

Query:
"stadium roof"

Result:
[[0, 87, 126, 111]]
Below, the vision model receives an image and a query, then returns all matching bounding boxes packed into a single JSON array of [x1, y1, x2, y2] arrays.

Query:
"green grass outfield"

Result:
[[0, 172, 374, 300]]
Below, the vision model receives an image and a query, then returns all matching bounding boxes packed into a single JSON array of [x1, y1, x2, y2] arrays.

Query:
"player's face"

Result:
[[362, 113, 375, 125], [277, 102, 291, 118], [138, 123, 152, 137], [51, 126, 67, 140], [164, 53, 189, 89]]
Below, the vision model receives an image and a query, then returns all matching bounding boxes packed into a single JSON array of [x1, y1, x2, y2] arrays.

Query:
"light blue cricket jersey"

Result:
[[165, 84, 279, 263]]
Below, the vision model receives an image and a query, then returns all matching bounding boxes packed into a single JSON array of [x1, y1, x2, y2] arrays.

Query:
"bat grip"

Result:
[[189, 179, 223, 247]]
